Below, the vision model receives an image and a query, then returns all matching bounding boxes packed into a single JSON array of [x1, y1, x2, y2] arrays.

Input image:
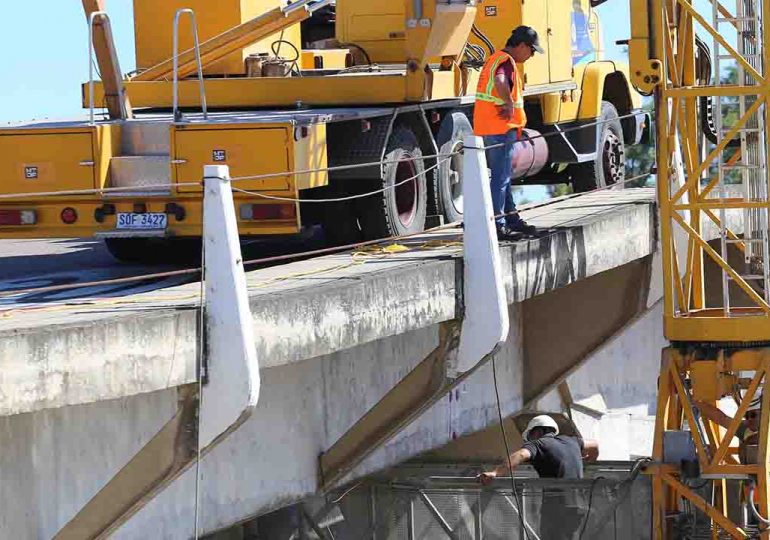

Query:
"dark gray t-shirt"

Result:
[[523, 434, 584, 479]]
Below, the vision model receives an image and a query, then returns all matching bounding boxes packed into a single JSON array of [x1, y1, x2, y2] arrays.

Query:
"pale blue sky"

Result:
[[0, 1, 632, 123]]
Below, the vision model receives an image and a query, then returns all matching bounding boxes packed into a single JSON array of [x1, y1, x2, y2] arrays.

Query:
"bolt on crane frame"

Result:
[[630, 0, 770, 536]]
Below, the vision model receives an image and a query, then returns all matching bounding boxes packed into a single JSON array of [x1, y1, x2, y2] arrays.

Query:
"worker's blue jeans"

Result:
[[483, 130, 522, 229]]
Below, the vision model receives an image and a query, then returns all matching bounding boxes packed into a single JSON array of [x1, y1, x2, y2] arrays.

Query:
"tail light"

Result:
[[60, 207, 78, 225], [240, 204, 296, 221], [0, 209, 36, 226]]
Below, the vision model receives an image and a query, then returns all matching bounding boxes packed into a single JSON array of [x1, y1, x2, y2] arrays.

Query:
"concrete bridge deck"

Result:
[[0, 188, 665, 538], [1, 189, 656, 417]]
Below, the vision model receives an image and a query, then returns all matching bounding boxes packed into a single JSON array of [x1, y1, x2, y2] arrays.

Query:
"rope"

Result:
[[0, 111, 643, 201], [0, 183, 201, 201], [232, 158, 449, 203], [0, 173, 653, 303]]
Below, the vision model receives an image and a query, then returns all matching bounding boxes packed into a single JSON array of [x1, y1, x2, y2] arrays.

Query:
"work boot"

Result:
[[507, 215, 537, 236], [496, 225, 523, 241]]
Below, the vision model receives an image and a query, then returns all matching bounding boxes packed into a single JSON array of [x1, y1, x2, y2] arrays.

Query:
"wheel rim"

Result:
[[602, 130, 625, 187], [448, 141, 464, 214], [395, 158, 418, 227]]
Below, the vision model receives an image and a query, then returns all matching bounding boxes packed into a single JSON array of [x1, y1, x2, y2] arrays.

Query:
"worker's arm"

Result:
[[494, 72, 515, 120], [477, 448, 532, 485], [582, 439, 600, 461], [693, 400, 733, 430]]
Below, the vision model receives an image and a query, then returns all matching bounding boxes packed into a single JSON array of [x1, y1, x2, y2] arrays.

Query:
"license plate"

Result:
[[116, 213, 168, 230]]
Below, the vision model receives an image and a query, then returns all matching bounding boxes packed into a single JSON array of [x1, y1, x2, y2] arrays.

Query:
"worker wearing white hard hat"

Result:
[[478, 414, 599, 482], [521, 414, 560, 441], [477, 414, 600, 539]]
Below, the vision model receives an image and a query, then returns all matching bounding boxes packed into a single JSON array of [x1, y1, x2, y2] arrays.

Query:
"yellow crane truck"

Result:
[[0, 0, 647, 262]]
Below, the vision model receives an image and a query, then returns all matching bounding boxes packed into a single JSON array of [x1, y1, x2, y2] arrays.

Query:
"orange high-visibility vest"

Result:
[[473, 50, 526, 136]]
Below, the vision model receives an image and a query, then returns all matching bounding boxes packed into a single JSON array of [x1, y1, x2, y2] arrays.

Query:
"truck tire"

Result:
[[104, 238, 200, 264], [359, 127, 428, 240], [435, 112, 472, 224], [571, 101, 626, 193]]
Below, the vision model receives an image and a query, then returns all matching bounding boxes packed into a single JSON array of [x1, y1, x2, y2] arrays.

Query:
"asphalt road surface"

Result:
[[0, 232, 325, 307]]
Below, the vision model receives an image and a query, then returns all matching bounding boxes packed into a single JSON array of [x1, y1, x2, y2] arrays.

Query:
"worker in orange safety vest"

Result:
[[473, 26, 543, 240]]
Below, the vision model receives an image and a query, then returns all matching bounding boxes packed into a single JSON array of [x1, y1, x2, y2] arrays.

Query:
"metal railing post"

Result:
[[88, 11, 109, 126], [173, 9, 208, 122]]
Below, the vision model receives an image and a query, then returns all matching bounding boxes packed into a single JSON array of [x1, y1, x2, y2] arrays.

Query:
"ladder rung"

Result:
[[721, 128, 762, 133], [718, 54, 761, 59], [720, 164, 762, 169], [727, 274, 767, 280], [727, 238, 767, 243], [717, 17, 761, 22]]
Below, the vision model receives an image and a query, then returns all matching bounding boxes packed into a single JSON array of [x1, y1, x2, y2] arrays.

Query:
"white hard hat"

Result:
[[522, 414, 559, 441]]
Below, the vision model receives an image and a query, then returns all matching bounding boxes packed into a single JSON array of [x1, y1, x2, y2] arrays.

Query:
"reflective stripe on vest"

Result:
[[473, 51, 526, 136]]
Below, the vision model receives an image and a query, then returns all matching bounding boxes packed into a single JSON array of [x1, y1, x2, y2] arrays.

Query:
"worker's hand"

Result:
[[497, 103, 514, 120], [477, 471, 498, 486]]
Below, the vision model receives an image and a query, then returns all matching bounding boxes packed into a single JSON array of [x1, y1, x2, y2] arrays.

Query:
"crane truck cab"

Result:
[[0, 0, 649, 263]]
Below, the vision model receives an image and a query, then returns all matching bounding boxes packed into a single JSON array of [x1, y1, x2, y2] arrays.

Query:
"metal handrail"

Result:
[[173, 9, 208, 122], [88, 11, 110, 126]]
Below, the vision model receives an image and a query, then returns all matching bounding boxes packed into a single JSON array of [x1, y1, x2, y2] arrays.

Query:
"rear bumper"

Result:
[[0, 198, 300, 239]]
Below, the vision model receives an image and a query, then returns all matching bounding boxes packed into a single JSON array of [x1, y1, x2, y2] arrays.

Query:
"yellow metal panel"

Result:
[[294, 124, 328, 191], [300, 49, 350, 70], [422, 4, 478, 61], [521, 0, 550, 86], [242, 0, 301, 65], [173, 125, 293, 193], [577, 61, 615, 119], [472, 1, 523, 55], [86, 75, 409, 109], [547, 0, 573, 82], [541, 93, 562, 124], [0, 198, 300, 239], [0, 131, 95, 196], [94, 124, 121, 190], [430, 71, 461, 100], [335, 0, 406, 64], [132, 0, 298, 76], [689, 361, 719, 402]]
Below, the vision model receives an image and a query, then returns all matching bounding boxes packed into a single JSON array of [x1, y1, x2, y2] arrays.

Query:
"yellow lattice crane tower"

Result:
[[630, 0, 770, 536]]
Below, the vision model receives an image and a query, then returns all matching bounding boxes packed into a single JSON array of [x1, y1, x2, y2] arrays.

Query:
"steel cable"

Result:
[[0, 112, 642, 201], [0, 172, 653, 301]]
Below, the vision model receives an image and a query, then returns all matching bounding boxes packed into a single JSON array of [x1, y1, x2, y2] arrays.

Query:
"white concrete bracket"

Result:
[[200, 164, 261, 449], [455, 136, 509, 373], [52, 166, 261, 539]]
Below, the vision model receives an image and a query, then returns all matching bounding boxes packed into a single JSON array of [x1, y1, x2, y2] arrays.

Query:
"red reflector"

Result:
[[240, 204, 296, 221], [61, 207, 78, 225], [0, 209, 36, 226]]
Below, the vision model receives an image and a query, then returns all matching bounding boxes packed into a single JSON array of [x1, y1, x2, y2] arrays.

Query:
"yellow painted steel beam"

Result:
[[86, 75, 409, 108], [697, 150, 743, 203], [702, 208, 745, 253], [671, 211, 770, 312], [132, 6, 309, 82], [82, 0, 132, 119], [666, 314, 770, 344], [675, 0, 764, 83], [710, 366, 765, 466], [673, 201, 770, 210], [661, 473, 749, 539], [670, 235, 689, 314], [665, 85, 769, 97], [669, 362, 709, 467], [671, 97, 765, 203]]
